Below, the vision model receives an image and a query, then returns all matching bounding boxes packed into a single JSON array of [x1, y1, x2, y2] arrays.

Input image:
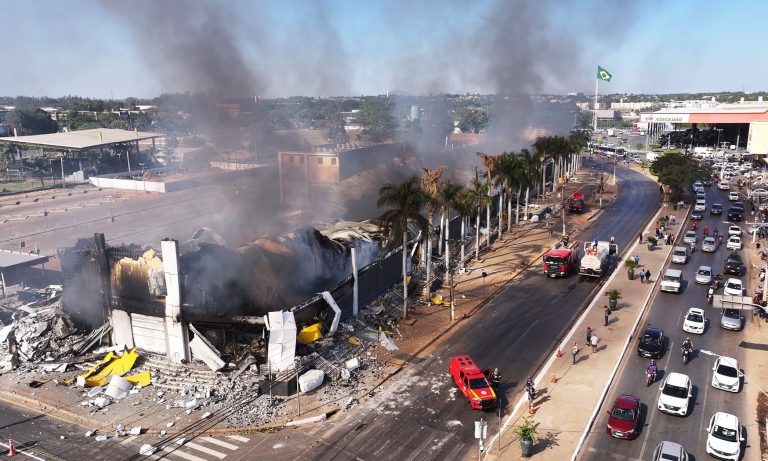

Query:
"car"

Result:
[[695, 265, 712, 284], [720, 308, 744, 331], [694, 199, 706, 212], [652, 441, 689, 461], [682, 307, 705, 334], [728, 225, 742, 236], [731, 201, 745, 212], [728, 191, 739, 201], [448, 355, 497, 410], [690, 210, 703, 221], [718, 181, 731, 190], [705, 412, 744, 460], [683, 231, 697, 245], [723, 278, 744, 296], [726, 235, 742, 250], [751, 188, 768, 200], [746, 223, 768, 235], [657, 372, 692, 416], [727, 206, 743, 222], [712, 356, 743, 392], [671, 246, 688, 264], [660, 268, 683, 293], [710, 203, 723, 215], [702, 237, 717, 252], [724, 252, 744, 275], [693, 181, 703, 190], [606, 394, 641, 440], [637, 327, 665, 358]]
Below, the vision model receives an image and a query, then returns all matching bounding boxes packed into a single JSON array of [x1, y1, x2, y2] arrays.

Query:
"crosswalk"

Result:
[[136, 434, 250, 461]]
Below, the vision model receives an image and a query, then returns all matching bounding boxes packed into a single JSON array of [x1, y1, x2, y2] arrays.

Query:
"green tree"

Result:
[[377, 177, 428, 319], [418, 167, 445, 300], [458, 107, 488, 133], [358, 98, 397, 142], [650, 151, 710, 202], [493, 152, 525, 234], [464, 178, 491, 260]]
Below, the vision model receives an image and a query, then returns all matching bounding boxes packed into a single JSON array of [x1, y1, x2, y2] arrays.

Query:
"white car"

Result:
[[705, 412, 743, 460], [682, 307, 705, 334], [728, 191, 739, 201], [695, 266, 712, 284], [657, 372, 692, 416], [711, 356, 743, 392], [751, 188, 768, 200], [693, 181, 703, 190], [726, 236, 742, 250], [702, 237, 717, 252], [683, 231, 697, 245], [694, 199, 706, 212], [728, 225, 742, 236], [718, 181, 731, 190], [723, 278, 744, 296]]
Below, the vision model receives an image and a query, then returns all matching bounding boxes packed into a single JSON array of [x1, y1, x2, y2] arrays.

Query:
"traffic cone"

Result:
[[551, 374, 558, 384], [8, 437, 15, 457], [556, 347, 563, 358]]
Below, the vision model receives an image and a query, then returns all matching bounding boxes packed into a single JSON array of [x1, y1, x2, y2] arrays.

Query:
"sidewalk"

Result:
[[484, 204, 688, 461]]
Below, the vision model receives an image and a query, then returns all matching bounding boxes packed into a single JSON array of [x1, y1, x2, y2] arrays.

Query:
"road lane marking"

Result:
[[200, 437, 239, 450], [225, 435, 250, 443], [161, 446, 208, 461], [0, 441, 46, 461], [185, 441, 226, 459], [118, 435, 137, 445]]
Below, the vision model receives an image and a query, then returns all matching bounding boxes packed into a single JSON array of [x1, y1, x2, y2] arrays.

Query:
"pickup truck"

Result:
[[448, 355, 497, 410]]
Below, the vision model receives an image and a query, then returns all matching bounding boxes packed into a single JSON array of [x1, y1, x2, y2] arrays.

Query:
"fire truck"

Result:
[[543, 242, 580, 278], [567, 191, 585, 213], [448, 355, 497, 410]]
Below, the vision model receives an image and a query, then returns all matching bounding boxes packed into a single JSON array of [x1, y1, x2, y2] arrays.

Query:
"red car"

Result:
[[448, 355, 497, 410], [605, 394, 641, 440]]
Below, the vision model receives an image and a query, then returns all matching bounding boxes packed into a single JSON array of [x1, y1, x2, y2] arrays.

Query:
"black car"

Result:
[[691, 210, 703, 220], [727, 207, 743, 222], [710, 203, 722, 215], [637, 327, 665, 358], [724, 252, 744, 275], [732, 201, 745, 211]]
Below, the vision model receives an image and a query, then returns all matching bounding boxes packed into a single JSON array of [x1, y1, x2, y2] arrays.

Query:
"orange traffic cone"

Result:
[[8, 437, 15, 457], [551, 374, 558, 384], [556, 347, 563, 358]]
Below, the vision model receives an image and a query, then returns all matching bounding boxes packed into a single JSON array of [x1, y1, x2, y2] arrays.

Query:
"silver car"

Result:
[[695, 266, 713, 284], [683, 231, 697, 245], [702, 237, 717, 252], [720, 308, 744, 331]]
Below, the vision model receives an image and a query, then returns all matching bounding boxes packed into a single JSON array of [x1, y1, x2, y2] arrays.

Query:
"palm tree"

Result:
[[533, 136, 553, 199], [378, 177, 428, 319], [454, 189, 473, 272], [465, 178, 491, 261], [419, 167, 445, 300], [518, 148, 538, 222], [477, 152, 497, 249], [493, 152, 524, 235], [439, 181, 463, 283]]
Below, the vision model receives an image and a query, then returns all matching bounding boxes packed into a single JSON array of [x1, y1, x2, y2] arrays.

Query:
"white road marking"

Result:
[[161, 446, 208, 461], [200, 437, 239, 450], [118, 435, 138, 445], [185, 441, 227, 459], [0, 441, 46, 461], [225, 435, 250, 443]]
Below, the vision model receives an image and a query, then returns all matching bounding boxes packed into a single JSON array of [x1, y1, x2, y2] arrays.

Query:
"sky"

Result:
[[2, 0, 767, 99]]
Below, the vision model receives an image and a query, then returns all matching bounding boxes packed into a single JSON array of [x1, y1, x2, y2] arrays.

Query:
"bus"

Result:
[[593, 144, 626, 158]]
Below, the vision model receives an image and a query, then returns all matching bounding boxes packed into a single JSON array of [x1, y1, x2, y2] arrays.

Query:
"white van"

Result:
[[671, 247, 688, 264], [660, 269, 683, 293]]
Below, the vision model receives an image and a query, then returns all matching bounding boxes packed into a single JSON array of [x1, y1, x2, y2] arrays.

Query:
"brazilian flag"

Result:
[[597, 66, 612, 81]]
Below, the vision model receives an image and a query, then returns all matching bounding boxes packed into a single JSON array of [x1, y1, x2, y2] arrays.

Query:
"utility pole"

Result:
[[60, 156, 65, 189]]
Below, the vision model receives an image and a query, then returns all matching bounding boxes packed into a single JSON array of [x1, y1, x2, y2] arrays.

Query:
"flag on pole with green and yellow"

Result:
[[597, 66, 612, 81]]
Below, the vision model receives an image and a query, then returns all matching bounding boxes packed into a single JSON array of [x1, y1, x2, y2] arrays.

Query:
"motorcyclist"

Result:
[[691, 221, 697, 231], [713, 227, 720, 237], [704, 225, 710, 236], [682, 338, 693, 353], [646, 360, 658, 380]]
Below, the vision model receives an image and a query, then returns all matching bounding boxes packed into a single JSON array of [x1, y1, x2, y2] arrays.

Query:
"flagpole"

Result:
[[593, 77, 599, 132]]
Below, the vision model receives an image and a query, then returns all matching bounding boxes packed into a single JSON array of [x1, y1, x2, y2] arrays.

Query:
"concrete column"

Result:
[[161, 239, 189, 363], [351, 246, 359, 316]]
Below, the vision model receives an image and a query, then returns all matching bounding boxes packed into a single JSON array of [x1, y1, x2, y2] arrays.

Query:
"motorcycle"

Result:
[[707, 286, 714, 303], [646, 370, 656, 386], [682, 347, 691, 365]]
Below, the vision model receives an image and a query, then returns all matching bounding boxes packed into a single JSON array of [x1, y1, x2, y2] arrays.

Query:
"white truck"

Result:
[[578, 241, 618, 278]]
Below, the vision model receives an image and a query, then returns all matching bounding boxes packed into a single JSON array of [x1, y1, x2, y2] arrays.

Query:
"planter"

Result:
[[627, 268, 635, 280], [609, 299, 618, 310], [520, 437, 533, 457], [647, 243, 655, 251]]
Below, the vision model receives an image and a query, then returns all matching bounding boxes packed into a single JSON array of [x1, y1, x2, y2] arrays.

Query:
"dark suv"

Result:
[[710, 203, 722, 215], [724, 252, 744, 275], [637, 327, 665, 358], [727, 206, 743, 222]]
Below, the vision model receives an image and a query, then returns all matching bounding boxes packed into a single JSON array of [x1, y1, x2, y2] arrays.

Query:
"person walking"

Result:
[[645, 269, 652, 284], [638, 232, 643, 244], [572, 342, 579, 364], [586, 325, 593, 343], [634, 254, 640, 265], [604, 305, 611, 326], [639, 268, 646, 283], [590, 333, 599, 353]]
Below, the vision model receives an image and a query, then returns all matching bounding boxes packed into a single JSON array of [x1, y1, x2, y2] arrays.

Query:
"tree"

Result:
[[458, 107, 488, 133], [419, 167, 445, 300], [358, 98, 397, 142], [438, 181, 463, 284], [477, 152, 498, 248], [493, 152, 524, 235], [650, 151, 710, 202], [465, 178, 491, 261], [518, 148, 539, 222], [124, 97, 138, 110], [377, 177, 428, 319]]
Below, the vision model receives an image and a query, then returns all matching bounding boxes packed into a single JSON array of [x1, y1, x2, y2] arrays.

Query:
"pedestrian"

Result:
[[638, 232, 643, 244], [639, 268, 646, 283], [527, 386, 535, 409], [634, 254, 640, 265], [645, 269, 652, 284], [586, 324, 593, 343], [572, 342, 579, 364], [590, 334, 599, 353], [604, 305, 611, 326]]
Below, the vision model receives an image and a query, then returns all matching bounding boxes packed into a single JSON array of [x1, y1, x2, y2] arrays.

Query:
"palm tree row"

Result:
[[376, 133, 588, 319]]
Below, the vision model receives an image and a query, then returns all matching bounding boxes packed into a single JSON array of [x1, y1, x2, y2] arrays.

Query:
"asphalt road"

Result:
[[580, 184, 759, 460], [262, 161, 662, 460], [0, 401, 138, 460]]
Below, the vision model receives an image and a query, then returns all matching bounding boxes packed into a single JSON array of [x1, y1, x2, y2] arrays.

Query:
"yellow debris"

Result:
[[297, 322, 324, 344], [124, 370, 151, 387], [347, 336, 360, 346], [77, 348, 139, 388]]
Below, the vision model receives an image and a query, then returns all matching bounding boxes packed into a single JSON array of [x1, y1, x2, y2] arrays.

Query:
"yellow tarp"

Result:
[[124, 370, 151, 387], [430, 294, 451, 307], [297, 322, 324, 344], [78, 348, 139, 388], [347, 336, 360, 346]]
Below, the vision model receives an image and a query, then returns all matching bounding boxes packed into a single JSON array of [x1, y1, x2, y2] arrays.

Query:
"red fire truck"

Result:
[[568, 191, 585, 213], [448, 355, 497, 410], [543, 243, 580, 278]]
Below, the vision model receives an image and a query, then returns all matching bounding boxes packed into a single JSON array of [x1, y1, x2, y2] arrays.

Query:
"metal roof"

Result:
[[0, 250, 49, 271], [0, 128, 161, 150]]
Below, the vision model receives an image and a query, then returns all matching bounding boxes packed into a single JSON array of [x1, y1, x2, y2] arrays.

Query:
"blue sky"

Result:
[[2, 0, 766, 99]]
